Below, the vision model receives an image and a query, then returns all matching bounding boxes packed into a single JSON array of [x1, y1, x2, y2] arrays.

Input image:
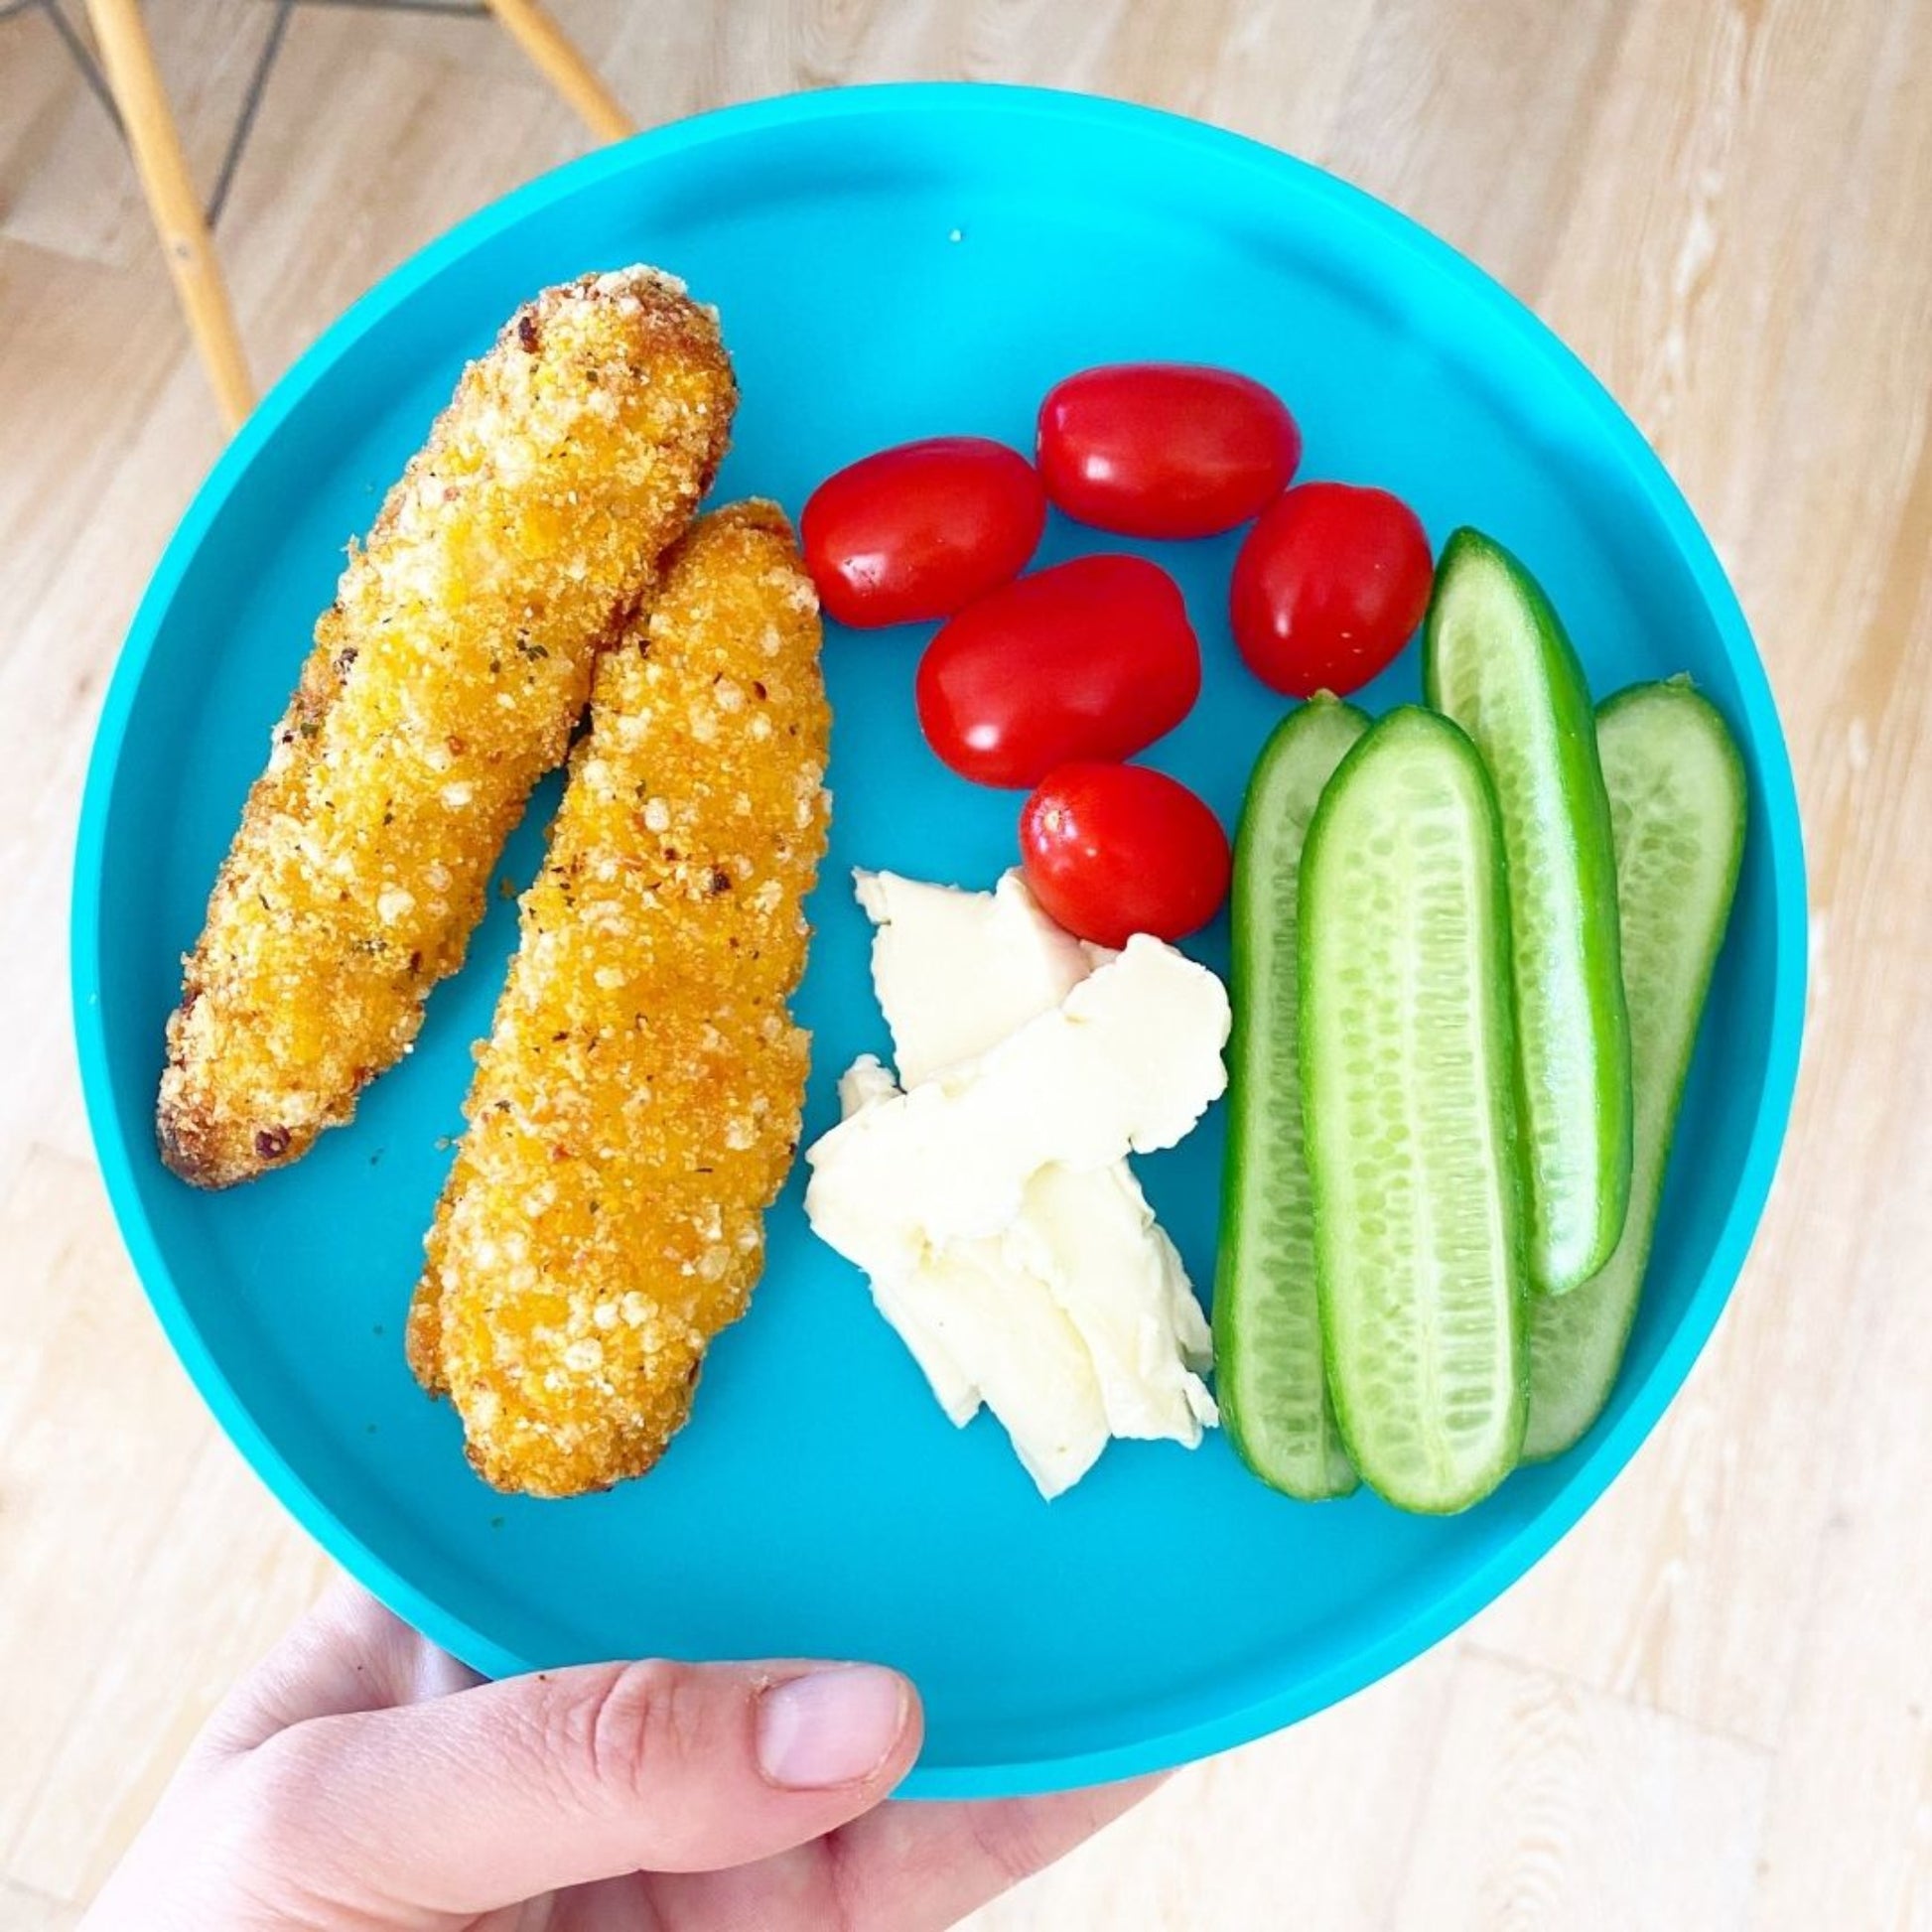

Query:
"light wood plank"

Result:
[[485, 0, 633, 141], [0, 6, 131, 266], [964, 1644, 1458, 1930], [0, 233, 218, 1177], [1470, 0, 1932, 1755], [210, 5, 581, 381], [0, 0, 275, 269], [1389, 1650, 1771, 1930], [1744, 1064, 1932, 1928], [1320, 0, 1634, 299], [0, 1147, 332, 1901]]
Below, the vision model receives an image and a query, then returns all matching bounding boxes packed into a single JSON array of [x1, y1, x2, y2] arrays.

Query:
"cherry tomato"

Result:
[[1036, 363, 1302, 539], [915, 555, 1201, 788], [1229, 482, 1435, 697], [1021, 762, 1232, 948], [801, 436, 1046, 628]]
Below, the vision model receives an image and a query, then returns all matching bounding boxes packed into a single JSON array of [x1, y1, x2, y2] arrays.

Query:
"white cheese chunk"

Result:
[[854, 870, 1213, 1431], [806, 936, 1229, 1262], [835, 1054, 1107, 1492], [855, 869, 1091, 1084], [837, 1056, 981, 1427], [1003, 1164, 1219, 1443], [889, 1240, 1111, 1497], [808, 874, 1228, 1499]]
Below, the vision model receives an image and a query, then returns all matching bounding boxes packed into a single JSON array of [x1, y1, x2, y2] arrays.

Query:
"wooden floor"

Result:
[[2, 3, 1927, 1926]]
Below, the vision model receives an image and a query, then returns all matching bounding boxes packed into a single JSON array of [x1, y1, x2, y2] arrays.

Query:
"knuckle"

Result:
[[219, 1733, 360, 1913], [234, 1727, 327, 1841], [565, 1659, 711, 1803]]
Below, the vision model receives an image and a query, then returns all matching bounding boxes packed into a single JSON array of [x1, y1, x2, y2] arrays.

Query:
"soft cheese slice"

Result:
[[837, 1057, 983, 1428], [1003, 1164, 1219, 1443], [834, 1054, 1108, 1494], [805, 935, 1230, 1260], [899, 1242, 1111, 1497], [812, 881, 1227, 1498], [855, 868, 1213, 1420], [855, 869, 1091, 1085]]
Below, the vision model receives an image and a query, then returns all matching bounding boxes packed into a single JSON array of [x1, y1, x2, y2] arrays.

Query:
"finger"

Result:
[[203, 1580, 481, 1755], [224, 1655, 920, 1917], [828, 1779, 1163, 1932], [646, 1773, 1164, 1932]]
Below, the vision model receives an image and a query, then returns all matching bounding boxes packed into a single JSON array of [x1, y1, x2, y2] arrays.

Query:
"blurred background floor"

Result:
[[2, 3, 1928, 1927]]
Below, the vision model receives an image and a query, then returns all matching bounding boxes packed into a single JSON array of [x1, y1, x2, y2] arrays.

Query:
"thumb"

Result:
[[226, 1656, 920, 1917]]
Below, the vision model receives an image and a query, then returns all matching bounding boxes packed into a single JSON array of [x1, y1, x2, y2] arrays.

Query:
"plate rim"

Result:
[[69, 80, 1808, 1798]]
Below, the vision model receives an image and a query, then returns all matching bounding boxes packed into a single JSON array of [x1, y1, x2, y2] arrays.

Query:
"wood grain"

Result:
[[1390, 1649, 1772, 1930], [0, 1, 1926, 1925], [969, 1645, 1462, 1931]]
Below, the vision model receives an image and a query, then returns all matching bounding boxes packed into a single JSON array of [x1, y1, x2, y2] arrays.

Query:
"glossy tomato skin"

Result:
[[801, 436, 1046, 628], [916, 555, 1201, 788], [1036, 363, 1302, 539], [1021, 762, 1232, 949], [1229, 482, 1435, 697]]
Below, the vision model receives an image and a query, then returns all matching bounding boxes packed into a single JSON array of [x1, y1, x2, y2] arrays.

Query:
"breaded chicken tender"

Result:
[[407, 503, 831, 1497], [159, 267, 736, 1188]]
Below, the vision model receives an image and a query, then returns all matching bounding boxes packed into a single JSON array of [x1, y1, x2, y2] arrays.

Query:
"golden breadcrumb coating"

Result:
[[407, 502, 831, 1497], [158, 267, 736, 1188]]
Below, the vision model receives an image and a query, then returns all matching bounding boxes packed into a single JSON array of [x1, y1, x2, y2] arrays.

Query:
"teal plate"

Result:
[[71, 84, 1805, 1797]]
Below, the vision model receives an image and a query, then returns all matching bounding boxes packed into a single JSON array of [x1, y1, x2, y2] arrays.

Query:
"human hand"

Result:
[[83, 1580, 1154, 1931]]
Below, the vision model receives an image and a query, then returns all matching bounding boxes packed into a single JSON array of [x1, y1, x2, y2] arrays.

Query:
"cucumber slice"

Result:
[[1216, 695, 1369, 1500], [1301, 706, 1529, 1513], [1525, 679, 1746, 1458], [1424, 529, 1632, 1293]]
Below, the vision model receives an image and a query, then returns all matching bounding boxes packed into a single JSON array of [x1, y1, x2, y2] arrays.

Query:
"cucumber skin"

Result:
[[1216, 696, 1368, 1502], [1301, 706, 1531, 1514], [1424, 528, 1633, 1294], [1524, 679, 1747, 1459]]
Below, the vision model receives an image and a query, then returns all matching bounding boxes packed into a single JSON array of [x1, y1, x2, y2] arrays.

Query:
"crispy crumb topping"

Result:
[[157, 269, 736, 1188], [407, 503, 831, 1498]]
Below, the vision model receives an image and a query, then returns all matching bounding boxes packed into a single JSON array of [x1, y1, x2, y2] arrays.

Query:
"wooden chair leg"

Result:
[[84, 0, 254, 431], [485, 0, 635, 144]]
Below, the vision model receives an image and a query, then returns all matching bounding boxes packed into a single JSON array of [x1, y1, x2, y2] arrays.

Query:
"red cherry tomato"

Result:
[[915, 555, 1201, 788], [1036, 363, 1302, 539], [1229, 482, 1435, 697], [801, 436, 1046, 628], [1021, 762, 1232, 949]]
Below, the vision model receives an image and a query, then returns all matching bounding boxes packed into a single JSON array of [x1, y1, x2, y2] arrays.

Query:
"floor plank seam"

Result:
[[1459, 1638, 1778, 1760], [1374, 1646, 1468, 1932]]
